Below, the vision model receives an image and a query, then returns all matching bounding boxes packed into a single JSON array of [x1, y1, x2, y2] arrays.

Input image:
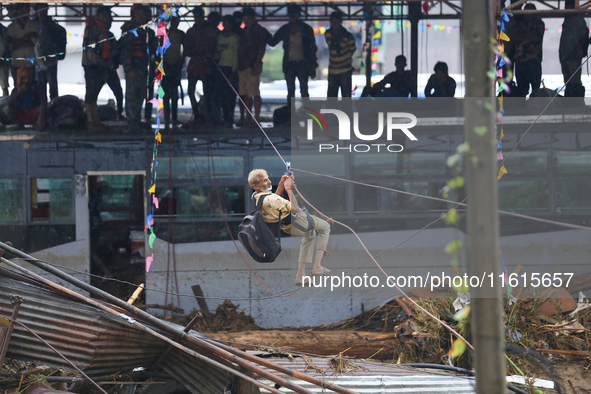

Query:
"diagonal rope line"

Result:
[[214, 62, 287, 167], [341, 199, 466, 275], [291, 168, 591, 232], [293, 184, 474, 350], [204, 62, 299, 297]]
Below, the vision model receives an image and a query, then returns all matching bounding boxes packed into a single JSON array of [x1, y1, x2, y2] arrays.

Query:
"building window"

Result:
[[0, 178, 24, 223], [30, 178, 73, 222], [158, 156, 244, 180], [156, 185, 245, 219]]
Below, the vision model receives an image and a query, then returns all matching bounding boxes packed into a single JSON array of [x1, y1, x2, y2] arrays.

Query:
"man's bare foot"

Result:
[[311, 266, 331, 276]]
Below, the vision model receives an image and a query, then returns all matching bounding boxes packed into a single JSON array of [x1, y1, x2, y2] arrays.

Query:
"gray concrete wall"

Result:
[[145, 227, 591, 328]]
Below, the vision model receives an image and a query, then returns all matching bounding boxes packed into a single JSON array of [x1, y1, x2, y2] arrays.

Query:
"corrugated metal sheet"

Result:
[[258, 375, 477, 394], [0, 270, 255, 394], [248, 353, 433, 377], [0, 273, 167, 376], [253, 354, 479, 394], [161, 348, 235, 394]]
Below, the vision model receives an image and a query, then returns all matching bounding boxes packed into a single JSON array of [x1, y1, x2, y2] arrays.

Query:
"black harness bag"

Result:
[[238, 194, 283, 263]]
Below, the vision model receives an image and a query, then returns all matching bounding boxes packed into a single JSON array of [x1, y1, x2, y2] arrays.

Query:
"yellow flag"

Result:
[[371, 31, 381, 41], [498, 165, 507, 180], [498, 95, 503, 110], [148, 184, 156, 194], [156, 132, 162, 143], [498, 30, 510, 42], [500, 127, 504, 140]]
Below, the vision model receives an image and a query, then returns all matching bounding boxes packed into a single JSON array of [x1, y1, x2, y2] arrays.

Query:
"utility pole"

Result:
[[462, 1, 506, 394]]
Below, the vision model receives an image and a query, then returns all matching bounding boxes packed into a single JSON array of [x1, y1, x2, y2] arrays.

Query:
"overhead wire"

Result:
[[204, 61, 299, 298], [149, 10, 590, 350], [290, 168, 591, 232], [201, 18, 591, 348]]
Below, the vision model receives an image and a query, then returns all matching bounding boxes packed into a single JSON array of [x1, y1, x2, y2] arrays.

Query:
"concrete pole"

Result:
[[462, 1, 506, 394]]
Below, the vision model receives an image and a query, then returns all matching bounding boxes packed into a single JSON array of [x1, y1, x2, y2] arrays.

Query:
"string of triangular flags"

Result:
[[496, 10, 510, 180], [0, 19, 158, 64], [145, 4, 177, 274]]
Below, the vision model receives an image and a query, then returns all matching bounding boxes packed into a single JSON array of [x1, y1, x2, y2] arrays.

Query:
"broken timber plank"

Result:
[[192, 284, 211, 315], [536, 349, 591, 357], [208, 330, 403, 359]]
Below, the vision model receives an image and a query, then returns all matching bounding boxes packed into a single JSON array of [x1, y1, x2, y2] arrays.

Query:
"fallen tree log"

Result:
[[208, 330, 408, 359]]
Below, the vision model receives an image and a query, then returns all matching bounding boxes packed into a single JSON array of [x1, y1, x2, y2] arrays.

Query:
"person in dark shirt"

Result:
[[4, 67, 46, 130], [424, 61, 456, 97], [559, 0, 589, 97], [237, 6, 270, 125], [119, 4, 156, 131], [82, 6, 117, 132], [268, 4, 318, 105], [184, 6, 217, 126], [514, 4, 545, 96], [31, 5, 65, 101], [161, 15, 185, 126], [370, 55, 413, 97]]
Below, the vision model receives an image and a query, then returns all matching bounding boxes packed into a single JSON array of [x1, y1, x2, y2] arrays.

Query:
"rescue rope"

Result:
[[206, 63, 299, 297], [291, 168, 591, 232]]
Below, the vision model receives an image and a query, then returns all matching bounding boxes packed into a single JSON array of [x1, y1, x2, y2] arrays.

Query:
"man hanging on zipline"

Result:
[[247, 169, 333, 286]]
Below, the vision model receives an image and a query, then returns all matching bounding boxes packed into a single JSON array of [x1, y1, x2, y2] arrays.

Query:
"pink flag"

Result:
[[146, 254, 154, 272], [496, 150, 504, 161], [153, 195, 159, 209]]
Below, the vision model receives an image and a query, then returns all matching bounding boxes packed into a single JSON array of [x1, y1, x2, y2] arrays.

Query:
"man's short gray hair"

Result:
[[248, 169, 267, 188]]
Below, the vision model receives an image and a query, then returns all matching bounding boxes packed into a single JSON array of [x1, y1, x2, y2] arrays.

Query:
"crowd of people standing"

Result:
[[0, 3, 590, 132], [0, 4, 365, 131]]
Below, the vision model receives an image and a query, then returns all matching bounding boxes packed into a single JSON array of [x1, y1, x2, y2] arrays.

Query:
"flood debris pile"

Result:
[[182, 300, 260, 333], [206, 292, 590, 393], [0, 242, 365, 394]]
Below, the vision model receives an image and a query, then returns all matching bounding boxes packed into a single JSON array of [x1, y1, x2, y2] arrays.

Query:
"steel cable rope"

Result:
[[201, 62, 299, 298], [208, 41, 591, 347], [291, 183, 473, 350], [341, 198, 467, 275], [11, 258, 296, 301], [210, 58, 476, 347], [290, 168, 591, 232]]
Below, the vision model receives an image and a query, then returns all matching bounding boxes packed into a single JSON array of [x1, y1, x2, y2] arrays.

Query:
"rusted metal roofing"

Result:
[[160, 348, 234, 394], [258, 375, 478, 394], [0, 269, 237, 394], [0, 271, 167, 376], [253, 354, 479, 394], [249, 353, 433, 377]]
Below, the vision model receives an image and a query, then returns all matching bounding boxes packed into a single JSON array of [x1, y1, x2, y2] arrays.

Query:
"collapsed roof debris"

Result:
[[1, 238, 590, 393], [0, 241, 362, 394]]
